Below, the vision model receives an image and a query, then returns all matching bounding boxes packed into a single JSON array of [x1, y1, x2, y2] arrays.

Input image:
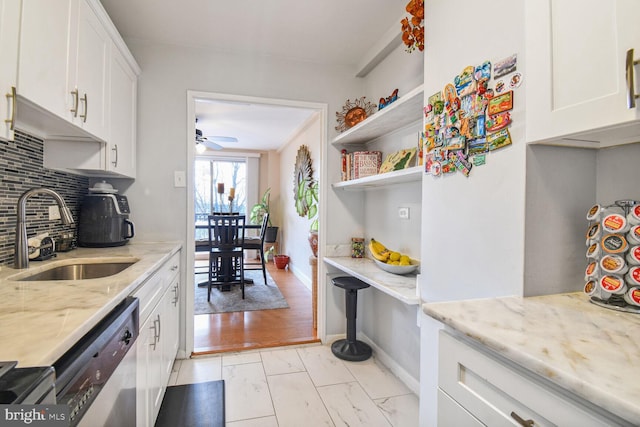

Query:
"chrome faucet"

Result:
[[14, 188, 75, 269]]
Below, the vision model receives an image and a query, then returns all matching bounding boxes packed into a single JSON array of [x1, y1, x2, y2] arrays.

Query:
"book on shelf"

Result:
[[341, 150, 382, 181]]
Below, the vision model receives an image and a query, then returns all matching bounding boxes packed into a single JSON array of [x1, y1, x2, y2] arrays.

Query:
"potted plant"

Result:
[[274, 254, 290, 269], [250, 187, 278, 242], [304, 181, 319, 257]]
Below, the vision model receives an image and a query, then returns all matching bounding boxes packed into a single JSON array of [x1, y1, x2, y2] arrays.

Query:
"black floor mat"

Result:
[[154, 380, 225, 427]]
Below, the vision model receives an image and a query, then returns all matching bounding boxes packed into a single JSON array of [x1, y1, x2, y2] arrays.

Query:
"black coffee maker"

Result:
[[78, 194, 134, 247]]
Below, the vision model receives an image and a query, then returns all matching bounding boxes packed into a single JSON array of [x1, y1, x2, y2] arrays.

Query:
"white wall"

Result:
[[278, 114, 321, 285]]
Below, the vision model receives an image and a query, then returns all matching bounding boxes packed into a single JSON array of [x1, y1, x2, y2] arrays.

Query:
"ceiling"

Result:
[[99, 0, 410, 151]]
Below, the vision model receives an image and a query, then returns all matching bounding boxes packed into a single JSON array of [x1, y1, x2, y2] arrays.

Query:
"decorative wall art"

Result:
[[335, 97, 377, 133], [423, 54, 522, 178], [401, 0, 424, 53], [293, 145, 314, 217]]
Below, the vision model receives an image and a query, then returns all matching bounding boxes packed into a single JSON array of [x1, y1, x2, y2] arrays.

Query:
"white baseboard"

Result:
[[324, 333, 419, 396], [359, 333, 420, 396], [289, 263, 312, 291]]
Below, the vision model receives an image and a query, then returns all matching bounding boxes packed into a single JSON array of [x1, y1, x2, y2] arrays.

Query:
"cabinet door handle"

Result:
[[149, 320, 158, 350], [156, 313, 161, 342], [111, 144, 118, 167], [79, 93, 88, 122], [5, 86, 16, 130], [172, 283, 179, 306], [510, 411, 535, 427], [70, 89, 79, 117], [626, 49, 640, 108]]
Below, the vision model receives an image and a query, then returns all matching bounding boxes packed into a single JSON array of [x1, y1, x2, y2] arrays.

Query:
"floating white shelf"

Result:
[[332, 84, 424, 146], [333, 166, 422, 190]]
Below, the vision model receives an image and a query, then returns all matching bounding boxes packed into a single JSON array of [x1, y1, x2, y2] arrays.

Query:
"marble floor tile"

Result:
[[297, 345, 355, 387], [226, 416, 279, 427], [261, 347, 306, 376], [222, 350, 263, 366], [375, 393, 420, 427], [268, 371, 334, 427], [175, 355, 222, 385], [223, 362, 274, 422], [344, 358, 411, 399], [317, 381, 391, 427]]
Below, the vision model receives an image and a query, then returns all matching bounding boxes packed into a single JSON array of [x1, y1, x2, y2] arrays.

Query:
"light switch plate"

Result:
[[398, 207, 410, 219], [174, 171, 186, 187]]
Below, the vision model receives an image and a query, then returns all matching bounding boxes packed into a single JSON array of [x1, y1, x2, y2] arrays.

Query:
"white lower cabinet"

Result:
[[134, 251, 181, 427], [438, 331, 632, 427]]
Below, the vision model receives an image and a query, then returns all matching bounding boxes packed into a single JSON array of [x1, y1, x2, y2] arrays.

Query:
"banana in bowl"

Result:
[[373, 257, 420, 275]]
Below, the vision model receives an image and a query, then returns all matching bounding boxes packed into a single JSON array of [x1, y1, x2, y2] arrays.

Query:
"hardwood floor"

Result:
[[193, 261, 319, 355]]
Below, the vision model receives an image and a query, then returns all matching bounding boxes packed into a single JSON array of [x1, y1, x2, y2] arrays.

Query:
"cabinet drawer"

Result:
[[438, 389, 483, 427], [438, 331, 630, 427], [134, 251, 180, 322]]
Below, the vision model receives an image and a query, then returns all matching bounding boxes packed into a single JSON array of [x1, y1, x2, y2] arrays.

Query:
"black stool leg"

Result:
[[331, 288, 372, 361]]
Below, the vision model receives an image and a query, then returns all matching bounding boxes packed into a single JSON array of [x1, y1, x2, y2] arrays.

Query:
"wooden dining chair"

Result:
[[243, 213, 269, 284], [207, 214, 246, 300]]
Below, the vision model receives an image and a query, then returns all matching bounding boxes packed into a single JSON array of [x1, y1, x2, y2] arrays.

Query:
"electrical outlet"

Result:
[[49, 205, 61, 220], [398, 207, 410, 219], [174, 171, 186, 187]]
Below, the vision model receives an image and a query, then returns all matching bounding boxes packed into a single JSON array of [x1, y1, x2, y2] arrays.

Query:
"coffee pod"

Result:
[[584, 260, 599, 281], [586, 242, 601, 259], [626, 266, 640, 287], [600, 254, 628, 276], [601, 234, 628, 254], [627, 204, 640, 226], [585, 223, 601, 246], [623, 287, 640, 306], [627, 225, 640, 245], [584, 279, 598, 296], [586, 204, 603, 221], [626, 246, 640, 265], [599, 274, 627, 295], [602, 212, 629, 234]]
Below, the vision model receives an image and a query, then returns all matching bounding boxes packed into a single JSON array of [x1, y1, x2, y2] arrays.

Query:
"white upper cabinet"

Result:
[[107, 44, 138, 178], [0, 0, 20, 141], [68, 0, 110, 140], [526, 0, 640, 147], [18, 0, 73, 125]]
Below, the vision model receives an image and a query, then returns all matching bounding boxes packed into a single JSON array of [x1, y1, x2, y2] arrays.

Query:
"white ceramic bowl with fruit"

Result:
[[373, 257, 420, 275]]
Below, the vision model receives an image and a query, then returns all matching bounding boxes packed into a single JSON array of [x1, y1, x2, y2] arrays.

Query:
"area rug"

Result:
[[194, 269, 289, 314], [155, 380, 225, 427]]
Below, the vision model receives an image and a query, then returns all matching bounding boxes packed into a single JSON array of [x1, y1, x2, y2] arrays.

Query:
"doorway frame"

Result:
[[185, 90, 328, 355]]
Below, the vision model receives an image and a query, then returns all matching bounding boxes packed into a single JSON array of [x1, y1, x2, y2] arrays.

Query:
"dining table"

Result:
[[195, 221, 261, 288]]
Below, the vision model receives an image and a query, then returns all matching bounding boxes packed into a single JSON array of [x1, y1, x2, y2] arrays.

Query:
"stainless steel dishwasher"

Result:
[[53, 297, 139, 427]]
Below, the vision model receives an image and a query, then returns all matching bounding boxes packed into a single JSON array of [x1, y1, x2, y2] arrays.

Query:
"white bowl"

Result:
[[373, 257, 420, 275]]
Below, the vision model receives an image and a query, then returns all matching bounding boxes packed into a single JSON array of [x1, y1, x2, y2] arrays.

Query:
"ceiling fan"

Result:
[[195, 119, 238, 152]]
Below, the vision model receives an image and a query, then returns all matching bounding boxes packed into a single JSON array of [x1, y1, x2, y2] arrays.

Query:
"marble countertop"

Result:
[[324, 256, 419, 305], [423, 292, 640, 424], [0, 241, 181, 367]]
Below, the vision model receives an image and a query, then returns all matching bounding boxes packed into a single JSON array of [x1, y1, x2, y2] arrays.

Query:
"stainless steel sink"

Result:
[[18, 261, 137, 281]]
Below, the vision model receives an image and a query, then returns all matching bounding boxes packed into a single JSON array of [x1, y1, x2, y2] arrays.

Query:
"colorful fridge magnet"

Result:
[[424, 154, 434, 174], [443, 83, 460, 116], [487, 128, 513, 151], [467, 138, 488, 156], [472, 154, 486, 166], [454, 66, 476, 98], [509, 72, 523, 89], [494, 80, 506, 93], [425, 92, 442, 124], [474, 61, 491, 81], [485, 111, 511, 132], [453, 151, 472, 177], [475, 115, 486, 138], [494, 54, 517, 78], [430, 160, 442, 176], [487, 91, 513, 116]]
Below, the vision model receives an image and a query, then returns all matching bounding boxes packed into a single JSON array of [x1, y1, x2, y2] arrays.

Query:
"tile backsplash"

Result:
[[0, 131, 88, 266]]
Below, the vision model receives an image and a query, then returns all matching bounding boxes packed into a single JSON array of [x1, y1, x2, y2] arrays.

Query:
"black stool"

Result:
[[331, 276, 372, 361]]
